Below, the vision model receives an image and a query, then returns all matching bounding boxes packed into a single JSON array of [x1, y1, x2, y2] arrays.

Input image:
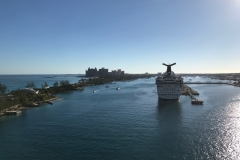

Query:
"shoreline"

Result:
[[0, 75, 155, 116], [0, 97, 60, 116]]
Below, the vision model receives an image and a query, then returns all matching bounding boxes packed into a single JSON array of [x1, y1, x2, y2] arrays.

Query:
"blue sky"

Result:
[[0, 0, 239, 74]]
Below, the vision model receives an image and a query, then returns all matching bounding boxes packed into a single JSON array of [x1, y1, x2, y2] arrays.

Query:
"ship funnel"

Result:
[[162, 63, 176, 75]]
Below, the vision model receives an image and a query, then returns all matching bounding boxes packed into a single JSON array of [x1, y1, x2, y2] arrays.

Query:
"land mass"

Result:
[[0, 74, 154, 115]]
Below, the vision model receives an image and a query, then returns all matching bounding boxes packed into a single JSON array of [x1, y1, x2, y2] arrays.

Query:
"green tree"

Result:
[[44, 82, 48, 87], [19, 92, 28, 104], [79, 78, 83, 83], [25, 82, 31, 88], [0, 83, 7, 95], [30, 82, 36, 89], [42, 82, 49, 89], [78, 78, 87, 86], [53, 81, 59, 87], [60, 80, 70, 86], [26, 82, 36, 89]]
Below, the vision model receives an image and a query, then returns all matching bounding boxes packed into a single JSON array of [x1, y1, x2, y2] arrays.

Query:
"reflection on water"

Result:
[[157, 99, 182, 121], [154, 99, 184, 159], [157, 99, 182, 125], [199, 100, 240, 159], [156, 98, 182, 123], [157, 99, 181, 108]]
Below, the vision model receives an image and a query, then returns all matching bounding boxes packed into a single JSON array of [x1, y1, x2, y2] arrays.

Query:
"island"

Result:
[[0, 74, 154, 115]]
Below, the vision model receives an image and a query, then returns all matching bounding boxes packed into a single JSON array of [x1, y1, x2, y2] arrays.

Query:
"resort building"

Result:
[[99, 68, 108, 77], [86, 67, 98, 77], [86, 67, 124, 77], [111, 69, 124, 76]]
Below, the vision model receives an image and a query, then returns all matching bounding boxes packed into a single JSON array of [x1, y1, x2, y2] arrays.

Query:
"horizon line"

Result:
[[1, 72, 240, 75]]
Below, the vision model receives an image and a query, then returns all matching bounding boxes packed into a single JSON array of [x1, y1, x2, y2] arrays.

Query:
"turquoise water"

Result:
[[1, 76, 240, 159]]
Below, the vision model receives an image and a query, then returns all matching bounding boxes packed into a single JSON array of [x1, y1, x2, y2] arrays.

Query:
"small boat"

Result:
[[116, 87, 120, 90], [106, 86, 109, 88], [93, 90, 96, 93]]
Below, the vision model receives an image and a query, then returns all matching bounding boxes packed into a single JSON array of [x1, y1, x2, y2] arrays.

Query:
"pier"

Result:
[[184, 82, 227, 84], [189, 92, 203, 104], [4, 110, 22, 115], [182, 84, 203, 105]]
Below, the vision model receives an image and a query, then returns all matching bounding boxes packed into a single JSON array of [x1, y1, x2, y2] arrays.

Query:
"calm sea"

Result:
[[0, 74, 82, 91], [0, 76, 240, 159]]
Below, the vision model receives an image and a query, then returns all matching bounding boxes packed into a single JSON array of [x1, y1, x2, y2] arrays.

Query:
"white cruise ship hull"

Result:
[[156, 63, 183, 100], [157, 84, 183, 99]]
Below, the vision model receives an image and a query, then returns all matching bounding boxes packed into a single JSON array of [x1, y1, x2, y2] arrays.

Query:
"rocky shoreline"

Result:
[[0, 97, 59, 116]]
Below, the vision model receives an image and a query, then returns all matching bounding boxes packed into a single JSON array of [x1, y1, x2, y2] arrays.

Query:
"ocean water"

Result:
[[0, 76, 240, 159], [0, 74, 82, 92]]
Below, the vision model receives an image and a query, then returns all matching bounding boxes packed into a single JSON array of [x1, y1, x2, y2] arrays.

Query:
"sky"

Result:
[[0, 0, 240, 74]]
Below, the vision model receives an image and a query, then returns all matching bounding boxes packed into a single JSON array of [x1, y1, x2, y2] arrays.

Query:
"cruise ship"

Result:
[[156, 63, 183, 99]]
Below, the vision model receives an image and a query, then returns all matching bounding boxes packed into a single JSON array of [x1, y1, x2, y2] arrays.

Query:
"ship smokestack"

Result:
[[162, 63, 176, 75]]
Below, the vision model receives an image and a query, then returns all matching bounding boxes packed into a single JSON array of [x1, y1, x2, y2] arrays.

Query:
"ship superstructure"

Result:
[[156, 63, 183, 99]]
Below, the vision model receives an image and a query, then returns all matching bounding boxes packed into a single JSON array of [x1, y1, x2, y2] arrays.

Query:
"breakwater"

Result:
[[182, 84, 199, 95]]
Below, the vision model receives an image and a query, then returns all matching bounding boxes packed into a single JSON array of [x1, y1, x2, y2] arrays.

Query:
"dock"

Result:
[[4, 110, 22, 115], [189, 92, 203, 104], [184, 82, 227, 84], [182, 84, 203, 105], [0, 104, 23, 116]]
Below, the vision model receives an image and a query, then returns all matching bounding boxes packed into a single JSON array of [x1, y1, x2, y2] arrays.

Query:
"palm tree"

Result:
[[53, 81, 59, 87], [0, 83, 7, 95]]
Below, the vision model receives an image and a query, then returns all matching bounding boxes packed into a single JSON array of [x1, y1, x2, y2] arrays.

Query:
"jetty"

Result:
[[0, 104, 23, 116], [4, 110, 22, 115], [182, 84, 203, 105], [182, 84, 199, 95], [189, 92, 203, 104], [184, 82, 227, 84]]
